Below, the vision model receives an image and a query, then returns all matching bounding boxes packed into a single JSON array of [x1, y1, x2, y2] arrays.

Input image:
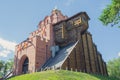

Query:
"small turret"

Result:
[[52, 6, 60, 15], [51, 8, 67, 24]]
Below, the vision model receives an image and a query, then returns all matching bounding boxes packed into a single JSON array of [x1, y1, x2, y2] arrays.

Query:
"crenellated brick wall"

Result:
[[14, 9, 67, 75]]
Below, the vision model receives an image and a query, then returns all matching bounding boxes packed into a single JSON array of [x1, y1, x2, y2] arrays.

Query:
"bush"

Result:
[[107, 57, 120, 79]]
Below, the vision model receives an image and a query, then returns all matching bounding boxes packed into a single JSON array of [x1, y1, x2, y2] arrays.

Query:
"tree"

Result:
[[107, 57, 120, 79], [0, 61, 4, 71], [0, 60, 5, 78], [0, 59, 14, 77], [99, 0, 120, 27]]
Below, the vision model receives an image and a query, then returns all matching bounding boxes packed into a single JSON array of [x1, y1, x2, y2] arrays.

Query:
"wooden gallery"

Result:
[[13, 9, 108, 76]]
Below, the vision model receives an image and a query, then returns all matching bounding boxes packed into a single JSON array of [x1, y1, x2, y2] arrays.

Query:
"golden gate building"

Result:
[[14, 9, 108, 75]]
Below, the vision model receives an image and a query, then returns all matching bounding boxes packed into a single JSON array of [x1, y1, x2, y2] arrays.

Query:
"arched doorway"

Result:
[[22, 57, 29, 74]]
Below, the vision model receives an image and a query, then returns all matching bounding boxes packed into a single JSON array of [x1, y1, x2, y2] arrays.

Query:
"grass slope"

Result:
[[8, 70, 119, 80]]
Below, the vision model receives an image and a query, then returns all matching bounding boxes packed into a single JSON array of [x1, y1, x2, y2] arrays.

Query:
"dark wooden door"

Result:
[[22, 58, 29, 74]]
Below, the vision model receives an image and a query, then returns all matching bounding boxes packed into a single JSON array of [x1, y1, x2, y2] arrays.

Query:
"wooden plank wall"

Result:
[[97, 53, 104, 75], [103, 61, 108, 76], [82, 33, 91, 73], [61, 32, 107, 75], [86, 33, 96, 73], [104, 62, 108, 75], [62, 40, 85, 72], [93, 44, 100, 74]]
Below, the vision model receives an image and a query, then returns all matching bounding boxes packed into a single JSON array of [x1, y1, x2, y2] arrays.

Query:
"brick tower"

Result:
[[14, 9, 67, 75]]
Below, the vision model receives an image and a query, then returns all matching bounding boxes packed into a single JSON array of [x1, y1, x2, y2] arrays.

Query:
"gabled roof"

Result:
[[41, 41, 79, 69]]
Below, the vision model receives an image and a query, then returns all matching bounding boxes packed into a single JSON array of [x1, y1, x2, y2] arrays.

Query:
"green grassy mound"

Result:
[[8, 70, 119, 80]]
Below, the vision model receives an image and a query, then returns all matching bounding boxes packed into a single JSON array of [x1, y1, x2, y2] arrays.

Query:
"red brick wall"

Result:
[[14, 9, 67, 75], [35, 36, 51, 70], [14, 37, 36, 75]]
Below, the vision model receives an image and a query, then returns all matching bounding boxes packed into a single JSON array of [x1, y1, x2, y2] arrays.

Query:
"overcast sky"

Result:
[[0, 0, 120, 62]]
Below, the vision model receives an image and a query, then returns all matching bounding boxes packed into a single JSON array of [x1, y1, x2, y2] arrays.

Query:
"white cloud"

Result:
[[118, 52, 120, 57], [0, 37, 17, 58], [0, 50, 11, 57], [0, 38, 17, 51], [65, 0, 75, 6]]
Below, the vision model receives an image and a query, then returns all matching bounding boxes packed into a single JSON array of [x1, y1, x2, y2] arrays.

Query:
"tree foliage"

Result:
[[107, 57, 120, 79], [99, 0, 120, 27], [0, 59, 13, 77], [0, 60, 4, 77], [0, 61, 4, 71]]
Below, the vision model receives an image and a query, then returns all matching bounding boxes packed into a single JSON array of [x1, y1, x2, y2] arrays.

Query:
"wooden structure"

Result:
[[52, 12, 108, 75]]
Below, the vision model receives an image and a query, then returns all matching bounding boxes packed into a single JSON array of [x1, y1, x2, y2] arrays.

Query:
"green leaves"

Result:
[[107, 57, 120, 79], [0, 59, 13, 77], [99, 0, 120, 28], [0, 61, 4, 71]]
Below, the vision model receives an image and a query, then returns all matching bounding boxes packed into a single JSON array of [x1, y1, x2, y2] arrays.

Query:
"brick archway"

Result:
[[18, 55, 29, 74]]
